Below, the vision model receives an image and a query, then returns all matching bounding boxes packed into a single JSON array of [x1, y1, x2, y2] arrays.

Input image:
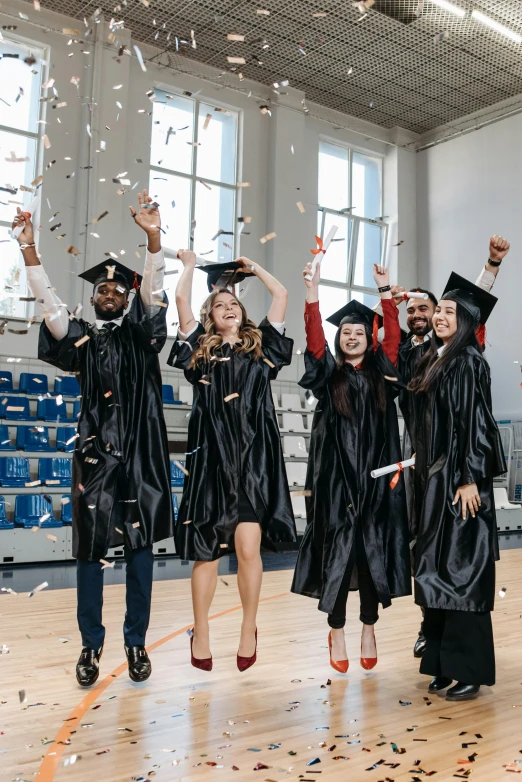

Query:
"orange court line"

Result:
[[37, 590, 289, 782]]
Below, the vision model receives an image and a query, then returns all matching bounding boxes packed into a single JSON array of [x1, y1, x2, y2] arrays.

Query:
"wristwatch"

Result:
[[488, 258, 502, 267]]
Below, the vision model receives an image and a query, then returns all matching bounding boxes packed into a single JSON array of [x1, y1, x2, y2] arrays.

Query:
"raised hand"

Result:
[[235, 256, 258, 274], [391, 284, 406, 305], [12, 207, 34, 246], [303, 261, 320, 289], [129, 189, 160, 236], [373, 263, 390, 294], [177, 249, 197, 268], [489, 235, 510, 262]]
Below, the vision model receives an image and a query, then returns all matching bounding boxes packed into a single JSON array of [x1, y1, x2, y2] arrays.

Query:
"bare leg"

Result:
[[234, 523, 262, 657], [330, 627, 348, 661], [191, 559, 219, 659], [361, 623, 377, 657]]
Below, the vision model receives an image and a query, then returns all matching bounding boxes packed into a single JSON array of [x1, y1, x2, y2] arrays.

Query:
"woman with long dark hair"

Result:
[[168, 253, 296, 672], [291, 261, 410, 672], [408, 272, 505, 701]]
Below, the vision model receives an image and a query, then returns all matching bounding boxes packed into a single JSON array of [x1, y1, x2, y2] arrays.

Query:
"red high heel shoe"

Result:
[[190, 634, 213, 672], [328, 631, 349, 674], [237, 629, 257, 672], [360, 635, 377, 670]]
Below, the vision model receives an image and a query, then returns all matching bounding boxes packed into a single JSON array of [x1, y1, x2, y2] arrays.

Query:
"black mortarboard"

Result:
[[197, 261, 255, 293], [78, 260, 143, 291], [441, 272, 497, 326], [326, 299, 384, 330]]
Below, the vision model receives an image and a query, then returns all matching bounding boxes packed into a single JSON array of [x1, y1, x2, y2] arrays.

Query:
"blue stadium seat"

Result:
[[73, 399, 81, 420], [0, 371, 13, 393], [37, 397, 71, 422], [162, 384, 178, 404], [170, 461, 186, 487], [54, 376, 80, 397], [0, 496, 13, 529], [16, 425, 53, 452], [172, 492, 179, 522], [19, 372, 49, 395], [61, 494, 72, 524], [0, 457, 31, 487], [56, 426, 78, 452], [38, 457, 72, 486], [0, 424, 15, 451], [1, 396, 36, 421], [14, 494, 62, 529]]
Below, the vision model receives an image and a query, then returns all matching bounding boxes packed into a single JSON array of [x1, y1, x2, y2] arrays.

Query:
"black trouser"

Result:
[[420, 607, 495, 686], [77, 545, 154, 649], [328, 529, 379, 629]]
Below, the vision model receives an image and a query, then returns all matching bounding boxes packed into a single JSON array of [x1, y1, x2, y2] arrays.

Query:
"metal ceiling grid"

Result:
[[12, 0, 522, 134]]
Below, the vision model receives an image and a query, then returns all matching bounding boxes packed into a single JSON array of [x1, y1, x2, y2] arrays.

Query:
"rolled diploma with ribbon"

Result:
[[10, 195, 41, 239], [305, 224, 339, 281], [371, 457, 415, 479], [404, 291, 428, 300]]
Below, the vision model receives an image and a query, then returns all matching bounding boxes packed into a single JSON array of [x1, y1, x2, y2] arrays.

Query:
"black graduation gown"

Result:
[[398, 335, 431, 537], [290, 345, 411, 615], [38, 293, 174, 561], [413, 346, 506, 613], [167, 318, 297, 560]]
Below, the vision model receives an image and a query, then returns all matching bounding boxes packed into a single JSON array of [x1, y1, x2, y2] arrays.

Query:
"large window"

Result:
[[148, 90, 239, 335], [0, 37, 44, 318], [317, 140, 387, 347]]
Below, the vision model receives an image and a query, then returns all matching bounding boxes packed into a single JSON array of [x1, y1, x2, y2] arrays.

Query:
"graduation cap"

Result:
[[441, 272, 497, 325], [79, 260, 142, 292], [326, 299, 383, 352], [197, 261, 255, 293]]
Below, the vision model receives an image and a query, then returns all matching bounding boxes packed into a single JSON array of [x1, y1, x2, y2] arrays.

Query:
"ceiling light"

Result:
[[471, 10, 522, 43], [429, 0, 465, 18]]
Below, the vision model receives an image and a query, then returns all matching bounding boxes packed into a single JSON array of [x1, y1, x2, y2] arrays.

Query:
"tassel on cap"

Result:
[[133, 270, 140, 291], [476, 323, 486, 350], [372, 313, 379, 353]]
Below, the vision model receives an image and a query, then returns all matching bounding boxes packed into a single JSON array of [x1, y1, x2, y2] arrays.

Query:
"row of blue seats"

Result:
[[0, 493, 179, 529], [0, 424, 76, 452], [0, 396, 81, 421], [0, 457, 187, 488], [0, 372, 80, 397]]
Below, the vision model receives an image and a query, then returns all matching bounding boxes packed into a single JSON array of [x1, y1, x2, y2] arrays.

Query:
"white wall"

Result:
[[417, 115, 522, 419], [0, 0, 417, 388]]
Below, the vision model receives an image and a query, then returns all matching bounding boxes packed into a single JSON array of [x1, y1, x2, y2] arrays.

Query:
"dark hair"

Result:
[[408, 287, 438, 308], [408, 301, 480, 393], [330, 317, 386, 418]]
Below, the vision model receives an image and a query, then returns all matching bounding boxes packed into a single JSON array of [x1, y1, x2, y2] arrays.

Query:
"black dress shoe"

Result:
[[125, 645, 151, 682], [446, 682, 480, 701], [413, 632, 427, 658], [428, 676, 453, 692], [76, 645, 103, 687]]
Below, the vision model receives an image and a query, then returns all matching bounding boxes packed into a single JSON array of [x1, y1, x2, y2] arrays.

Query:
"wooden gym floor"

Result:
[[1, 549, 522, 782]]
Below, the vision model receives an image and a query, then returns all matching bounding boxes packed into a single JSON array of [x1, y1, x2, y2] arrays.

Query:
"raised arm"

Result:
[[11, 209, 68, 341], [302, 260, 326, 359], [476, 235, 510, 291], [235, 257, 288, 324], [175, 250, 198, 334], [373, 264, 401, 365], [130, 189, 165, 317]]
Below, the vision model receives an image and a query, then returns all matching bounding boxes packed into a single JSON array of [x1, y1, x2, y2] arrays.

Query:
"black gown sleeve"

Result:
[[166, 322, 205, 384], [258, 318, 294, 378], [128, 292, 169, 354], [298, 344, 336, 397], [38, 318, 90, 372], [456, 354, 506, 485]]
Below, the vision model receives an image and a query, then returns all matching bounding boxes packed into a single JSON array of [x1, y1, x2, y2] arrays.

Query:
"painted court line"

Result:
[[37, 591, 289, 781]]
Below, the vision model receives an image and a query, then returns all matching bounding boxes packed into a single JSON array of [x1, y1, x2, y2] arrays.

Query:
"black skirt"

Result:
[[238, 487, 259, 523]]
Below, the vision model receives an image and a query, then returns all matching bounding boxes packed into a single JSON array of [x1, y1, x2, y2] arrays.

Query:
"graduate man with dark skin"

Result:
[[11, 191, 173, 687], [394, 235, 510, 658]]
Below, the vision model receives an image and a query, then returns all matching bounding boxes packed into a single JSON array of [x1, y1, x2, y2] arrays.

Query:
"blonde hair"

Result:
[[190, 287, 263, 368]]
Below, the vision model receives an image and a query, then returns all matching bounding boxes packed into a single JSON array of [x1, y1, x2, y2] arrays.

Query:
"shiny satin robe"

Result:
[[290, 345, 411, 615], [167, 318, 297, 560], [412, 346, 506, 612], [38, 293, 173, 560]]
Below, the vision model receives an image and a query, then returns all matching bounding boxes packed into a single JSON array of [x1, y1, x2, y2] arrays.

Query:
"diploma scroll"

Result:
[[305, 225, 339, 281], [371, 457, 415, 479], [10, 195, 41, 240], [404, 291, 428, 300]]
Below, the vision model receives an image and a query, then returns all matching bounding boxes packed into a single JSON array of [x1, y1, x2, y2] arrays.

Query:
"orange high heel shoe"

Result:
[[237, 629, 257, 672], [190, 633, 213, 672], [360, 634, 377, 670], [328, 630, 349, 674]]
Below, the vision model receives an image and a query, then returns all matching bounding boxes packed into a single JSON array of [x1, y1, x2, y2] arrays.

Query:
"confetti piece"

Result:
[[260, 232, 276, 244], [256, 8, 270, 14], [25, 479, 41, 487], [63, 27, 80, 35], [434, 30, 448, 42], [227, 33, 245, 41], [224, 393, 239, 402], [28, 581, 48, 597], [19, 689, 27, 703], [227, 56, 246, 64], [174, 460, 189, 476], [291, 490, 312, 497], [264, 358, 275, 368], [133, 44, 147, 71], [74, 335, 90, 347], [203, 113, 212, 130], [132, 521, 140, 528], [46, 534, 57, 542], [499, 587, 507, 597], [237, 181, 251, 187], [297, 201, 305, 213]]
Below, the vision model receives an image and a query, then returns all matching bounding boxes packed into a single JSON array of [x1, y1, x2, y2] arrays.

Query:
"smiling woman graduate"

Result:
[[408, 272, 506, 702], [168, 253, 296, 673]]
